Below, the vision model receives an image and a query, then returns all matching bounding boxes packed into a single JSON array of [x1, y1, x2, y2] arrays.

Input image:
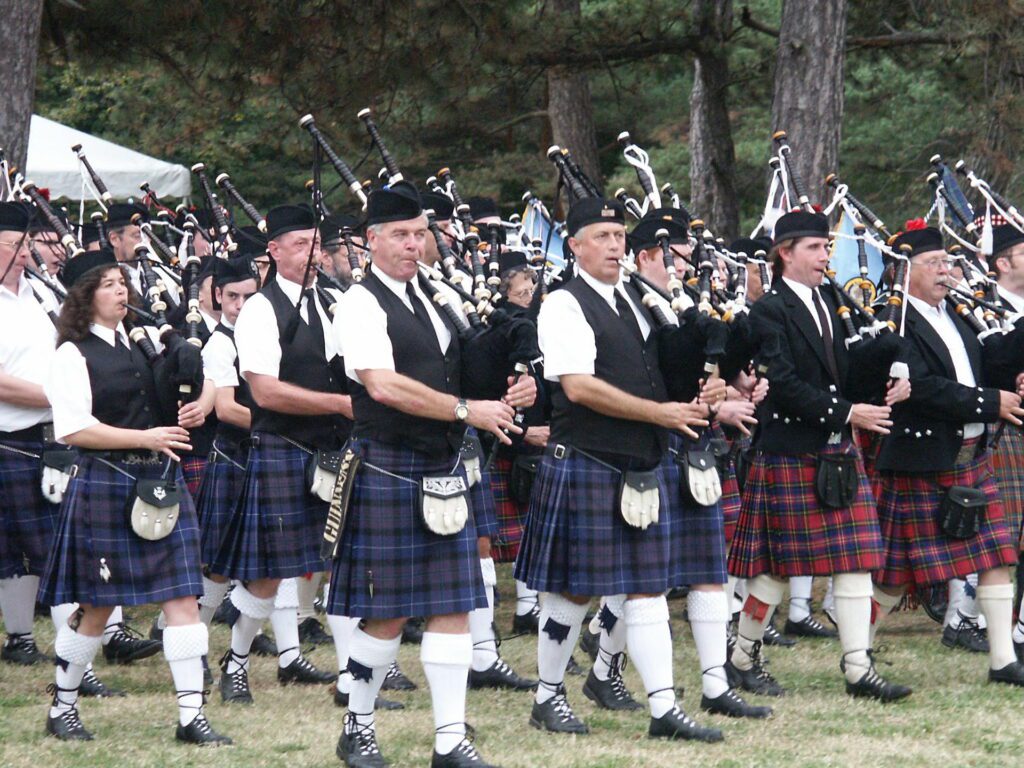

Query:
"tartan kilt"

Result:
[[37, 454, 203, 607], [856, 430, 884, 499], [490, 455, 527, 563], [513, 448, 672, 596], [711, 425, 741, 546], [470, 466, 499, 540], [728, 441, 884, 579], [0, 439, 59, 578], [875, 449, 1018, 588], [210, 433, 329, 581], [327, 438, 486, 620], [663, 433, 727, 586], [195, 439, 249, 567], [990, 425, 1024, 547], [180, 455, 208, 498]]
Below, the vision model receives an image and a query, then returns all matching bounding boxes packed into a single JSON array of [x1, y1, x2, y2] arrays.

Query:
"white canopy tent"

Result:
[[24, 115, 191, 201]]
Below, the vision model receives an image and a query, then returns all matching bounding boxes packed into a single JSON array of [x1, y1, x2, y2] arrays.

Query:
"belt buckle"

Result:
[[553, 444, 567, 460]]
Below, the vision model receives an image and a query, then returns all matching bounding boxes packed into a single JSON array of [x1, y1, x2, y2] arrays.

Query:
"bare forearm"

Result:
[[361, 369, 457, 421], [215, 389, 251, 429], [197, 379, 216, 415], [246, 373, 347, 416], [0, 372, 49, 410], [64, 423, 150, 451], [560, 374, 661, 425]]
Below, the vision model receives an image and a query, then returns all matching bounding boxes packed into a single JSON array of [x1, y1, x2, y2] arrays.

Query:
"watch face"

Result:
[[456, 403, 469, 420]]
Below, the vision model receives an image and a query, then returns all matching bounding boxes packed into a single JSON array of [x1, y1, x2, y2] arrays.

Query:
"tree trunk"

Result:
[[770, 0, 848, 208], [690, 0, 739, 240], [545, 0, 602, 190], [0, 0, 45, 171]]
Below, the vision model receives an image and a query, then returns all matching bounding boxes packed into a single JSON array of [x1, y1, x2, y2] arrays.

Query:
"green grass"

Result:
[[1, 568, 1020, 768]]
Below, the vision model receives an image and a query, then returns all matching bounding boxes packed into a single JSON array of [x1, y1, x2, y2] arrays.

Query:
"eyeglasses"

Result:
[[509, 288, 535, 300], [915, 257, 953, 271]]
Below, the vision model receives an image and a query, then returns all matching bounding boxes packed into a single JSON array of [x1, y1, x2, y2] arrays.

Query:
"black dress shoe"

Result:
[[565, 655, 585, 677], [213, 597, 240, 627], [512, 604, 540, 635], [101, 624, 163, 664], [80, 667, 125, 697], [469, 658, 537, 691], [401, 617, 424, 645], [784, 615, 837, 639], [762, 622, 797, 648], [46, 708, 94, 741], [250, 632, 278, 657], [648, 706, 723, 742], [725, 642, 785, 697], [582, 666, 642, 711], [380, 661, 417, 691], [700, 688, 772, 719], [333, 687, 405, 710], [337, 714, 389, 767], [149, 617, 164, 642], [942, 620, 989, 653], [2, 633, 49, 665], [431, 737, 498, 767], [989, 660, 1024, 687], [578, 627, 600, 661], [202, 655, 213, 687], [218, 651, 253, 704], [298, 616, 332, 646], [529, 687, 589, 734], [845, 665, 912, 702], [176, 713, 233, 746], [277, 654, 336, 685]]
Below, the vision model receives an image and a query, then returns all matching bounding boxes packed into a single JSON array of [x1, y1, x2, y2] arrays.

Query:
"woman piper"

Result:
[[37, 248, 231, 746]]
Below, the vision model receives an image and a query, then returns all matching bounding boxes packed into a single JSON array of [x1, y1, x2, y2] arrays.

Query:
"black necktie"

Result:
[[614, 289, 644, 343], [406, 284, 440, 348], [301, 288, 325, 345], [811, 289, 840, 384], [115, 330, 132, 357]]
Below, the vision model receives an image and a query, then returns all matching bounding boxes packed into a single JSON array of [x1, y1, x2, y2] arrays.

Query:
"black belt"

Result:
[[0, 423, 52, 442], [86, 449, 163, 465]]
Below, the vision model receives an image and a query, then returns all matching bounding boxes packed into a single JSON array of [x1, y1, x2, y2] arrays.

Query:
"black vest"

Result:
[[76, 333, 162, 430], [549, 277, 668, 469], [248, 280, 350, 450], [349, 272, 463, 457], [210, 323, 255, 446]]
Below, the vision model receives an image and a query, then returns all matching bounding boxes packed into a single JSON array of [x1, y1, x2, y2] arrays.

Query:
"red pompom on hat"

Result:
[[904, 218, 927, 231]]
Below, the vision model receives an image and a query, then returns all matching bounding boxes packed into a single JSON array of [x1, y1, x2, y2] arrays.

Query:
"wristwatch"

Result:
[[454, 398, 470, 422]]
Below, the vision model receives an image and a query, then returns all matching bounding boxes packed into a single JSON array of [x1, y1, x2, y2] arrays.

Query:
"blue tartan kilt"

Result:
[[195, 438, 249, 567], [663, 433, 727, 587], [37, 453, 203, 607], [513, 447, 672, 596], [327, 438, 486, 620], [470, 466, 499, 540], [210, 432, 330, 581], [0, 439, 60, 579]]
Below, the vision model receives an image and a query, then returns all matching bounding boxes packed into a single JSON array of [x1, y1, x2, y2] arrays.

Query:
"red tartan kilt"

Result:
[[856, 430, 883, 499], [990, 425, 1024, 548], [720, 474, 740, 546], [490, 456, 526, 563], [875, 450, 1019, 588], [728, 443, 884, 579]]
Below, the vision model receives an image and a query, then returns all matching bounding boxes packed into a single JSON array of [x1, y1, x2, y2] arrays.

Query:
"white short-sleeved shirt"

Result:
[[333, 270, 452, 386], [0, 275, 60, 431], [202, 321, 239, 388], [234, 276, 341, 380], [539, 269, 649, 381]]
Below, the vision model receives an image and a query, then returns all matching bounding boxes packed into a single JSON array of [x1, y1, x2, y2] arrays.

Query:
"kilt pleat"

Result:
[[990, 425, 1024, 547], [490, 455, 527, 563], [327, 438, 486, 620], [513, 449, 672, 596], [875, 450, 1018, 588], [210, 433, 329, 581], [195, 439, 249, 567], [470, 466, 499, 540], [727, 442, 884, 579], [663, 433, 727, 586], [180, 455, 208, 498], [0, 440, 60, 578], [37, 454, 203, 607]]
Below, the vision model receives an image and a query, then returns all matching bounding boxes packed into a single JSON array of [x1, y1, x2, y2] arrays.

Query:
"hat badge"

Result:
[[601, 207, 615, 218]]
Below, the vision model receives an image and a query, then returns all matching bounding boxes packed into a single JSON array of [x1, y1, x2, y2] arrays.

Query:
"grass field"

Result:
[[2, 568, 1021, 768]]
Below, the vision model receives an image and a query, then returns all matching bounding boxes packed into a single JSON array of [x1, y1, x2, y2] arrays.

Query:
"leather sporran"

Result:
[[937, 485, 986, 540], [509, 454, 541, 504], [814, 453, 858, 509], [459, 434, 484, 488], [40, 449, 76, 504], [129, 478, 181, 541], [678, 450, 723, 506], [619, 470, 660, 530], [308, 450, 343, 502], [420, 475, 470, 536]]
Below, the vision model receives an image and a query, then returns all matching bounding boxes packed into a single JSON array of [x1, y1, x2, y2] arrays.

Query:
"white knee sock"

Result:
[[163, 623, 209, 726], [788, 576, 813, 622], [822, 577, 836, 618], [470, 558, 498, 672], [271, 578, 301, 668], [228, 584, 276, 673], [733, 574, 786, 671], [726, 576, 743, 615], [422, 631, 472, 755], [978, 582, 1017, 669], [198, 576, 230, 628], [869, 586, 903, 648], [945, 578, 967, 627], [327, 614, 360, 694], [832, 573, 873, 683], [345, 629, 400, 733], [0, 575, 39, 636], [1013, 610, 1024, 645], [687, 589, 731, 698], [515, 580, 538, 617], [535, 594, 590, 704], [102, 606, 124, 644], [50, 624, 102, 717], [50, 603, 77, 635], [297, 572, 324, 622], [624, 596, 676, 718], [592, 595, 626, 681]]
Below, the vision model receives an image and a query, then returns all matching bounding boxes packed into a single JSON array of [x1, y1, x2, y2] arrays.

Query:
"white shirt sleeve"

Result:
[[538, 290, 596, 380], [333, 285, 395, 385], [234, 294, 281, 380], [46, 342, 99, 443], [202, 332, 240, 388]]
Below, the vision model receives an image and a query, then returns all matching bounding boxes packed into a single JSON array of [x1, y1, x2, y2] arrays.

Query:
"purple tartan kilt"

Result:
[[210, 433, 330, 581], [470, 466, 499, 540], [990, 426, 1024, 547], [37, 453, 203, 607], [727, 442, 884, 579], [875, 450, 1018, 589], [327, 438, 486, 620], [663, 433, 727, 586], [513, 448, 672, 596], [491, 455, 527, 563], [0, 439, 60, 578], [195, 439, 249, 567]]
